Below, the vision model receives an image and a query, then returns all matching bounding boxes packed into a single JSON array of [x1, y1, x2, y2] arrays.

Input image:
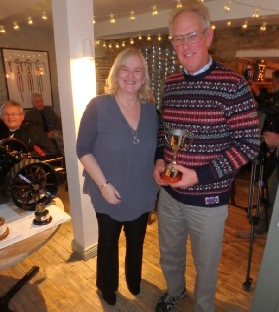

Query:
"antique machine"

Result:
[[0, 138, 59, 210]]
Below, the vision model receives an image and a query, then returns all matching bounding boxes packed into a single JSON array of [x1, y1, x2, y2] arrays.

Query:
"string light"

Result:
[[110, 13, 115, 24], [42, 12, 48, 20], [129, 11, 135, 21], [176, 0, 183, 9], [242, 21, 248, 29], [152, 5, 158, 16], [253, 8, 260, 18], [13, 21, 19, 30], [224, 2, 231, 13], [27, 16, 33, 25], [260, 22, 267, 31], [0, 25, 6, 33]]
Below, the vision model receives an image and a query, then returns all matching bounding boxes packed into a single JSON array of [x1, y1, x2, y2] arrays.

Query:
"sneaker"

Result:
[[156, 288, 186, 312], [235, 230, 266, 239]]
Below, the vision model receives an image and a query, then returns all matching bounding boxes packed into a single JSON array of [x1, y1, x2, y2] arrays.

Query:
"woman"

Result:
[[76, 47, 158, 305]]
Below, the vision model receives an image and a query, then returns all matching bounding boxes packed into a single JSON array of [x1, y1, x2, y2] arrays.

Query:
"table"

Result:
[[0, 198, 70, 311], [0, 198, 68, 271]]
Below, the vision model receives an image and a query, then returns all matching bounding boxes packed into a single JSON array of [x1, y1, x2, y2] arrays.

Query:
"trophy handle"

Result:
[[164, 125, 170, 146], [181, 131, 194, 151]]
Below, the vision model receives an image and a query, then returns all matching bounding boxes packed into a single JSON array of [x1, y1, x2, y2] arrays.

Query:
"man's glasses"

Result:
[[2, 112, 22, 117], [172, 29, 208, 47]]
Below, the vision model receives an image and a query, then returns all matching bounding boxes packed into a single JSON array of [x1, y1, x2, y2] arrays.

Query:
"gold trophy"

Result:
[[161, 128, 194, 183]]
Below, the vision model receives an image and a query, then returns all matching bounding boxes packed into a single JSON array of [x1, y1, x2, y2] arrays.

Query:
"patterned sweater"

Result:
[[155, 60, 260, 207]]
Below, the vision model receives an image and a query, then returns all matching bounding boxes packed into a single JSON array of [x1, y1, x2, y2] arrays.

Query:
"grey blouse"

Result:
[[76, 94, 159, 221]]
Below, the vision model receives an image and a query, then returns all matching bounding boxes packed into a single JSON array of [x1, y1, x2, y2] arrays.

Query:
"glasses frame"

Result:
[[2, 112, 23, 117], [172, 29, 208, 47]]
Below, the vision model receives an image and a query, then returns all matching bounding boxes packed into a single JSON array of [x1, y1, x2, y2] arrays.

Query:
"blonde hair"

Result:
[[169, 0, 211, 37], [104, 47, 153, 103]]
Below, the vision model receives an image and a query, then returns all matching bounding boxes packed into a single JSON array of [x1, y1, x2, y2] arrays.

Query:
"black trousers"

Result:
[[95, 211, 149, 293]]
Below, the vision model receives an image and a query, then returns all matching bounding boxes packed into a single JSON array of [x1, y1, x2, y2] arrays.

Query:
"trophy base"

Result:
[[33, 210, 52, 225], [161, 172, 182, 183]]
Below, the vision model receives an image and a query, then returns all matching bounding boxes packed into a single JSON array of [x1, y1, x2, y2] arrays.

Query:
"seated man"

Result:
[[0, 100, 61, 157], [25, 93, 64, 155]]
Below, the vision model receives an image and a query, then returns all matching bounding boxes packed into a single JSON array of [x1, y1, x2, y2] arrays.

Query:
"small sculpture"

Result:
[[33, 203, 52, 225]]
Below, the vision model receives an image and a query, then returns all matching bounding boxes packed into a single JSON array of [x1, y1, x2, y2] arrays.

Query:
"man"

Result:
[[25, 93, 64, 155], [153, 2, 260, 312], [0, 100, 60, 156], [236, 70, 279, 239]]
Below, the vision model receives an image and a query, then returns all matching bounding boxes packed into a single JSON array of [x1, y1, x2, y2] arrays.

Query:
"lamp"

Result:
[[83, 39, 94, 58]]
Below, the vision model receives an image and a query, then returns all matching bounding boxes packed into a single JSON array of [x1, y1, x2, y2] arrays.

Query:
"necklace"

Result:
[[129, 126, 139, 144]]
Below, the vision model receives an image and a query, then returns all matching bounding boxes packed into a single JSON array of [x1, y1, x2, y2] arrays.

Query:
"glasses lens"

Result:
[[189, 33, 201, 44], [173, 37, 183, 47]]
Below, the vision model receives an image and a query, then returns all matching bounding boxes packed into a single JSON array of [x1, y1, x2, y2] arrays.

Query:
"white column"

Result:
[[51, 0, 98, 260]]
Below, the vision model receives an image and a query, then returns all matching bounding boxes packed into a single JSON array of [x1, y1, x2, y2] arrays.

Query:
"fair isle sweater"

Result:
[[155, 60, 260, 207]]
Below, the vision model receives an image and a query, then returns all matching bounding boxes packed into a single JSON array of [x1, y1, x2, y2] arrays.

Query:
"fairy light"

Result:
[[152, 5, 158, 16], [110, 13, 115, 24], [224, 2, 231, 13], [129, 11, 135, 21], [13, 21, 19, 30], [253, 8, 260, 18], [42, 12, 48, 20], [260, 22, 267, 31], [27, 16, 33, 25], [0, 25, 6, 33], [242, 21, 248, 29], [176, 0, 183, 9]]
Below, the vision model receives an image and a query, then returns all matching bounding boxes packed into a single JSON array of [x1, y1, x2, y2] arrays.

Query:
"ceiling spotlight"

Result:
[[130, 11, 135, 21], [176, 0, 183, 9], [42, 12, 48, 20], [152, 5, 158, 16], [27, 16, 33, 25], [13, 21, 19, 30], [110, 13, 115, 24], [0, 25, 6, 33]]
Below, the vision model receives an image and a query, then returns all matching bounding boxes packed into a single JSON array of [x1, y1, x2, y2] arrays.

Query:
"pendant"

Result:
[[133, 137, 140, 144]]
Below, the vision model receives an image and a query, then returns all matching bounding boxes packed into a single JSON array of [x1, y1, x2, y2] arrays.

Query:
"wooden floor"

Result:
[[0, 171, 266, 312]]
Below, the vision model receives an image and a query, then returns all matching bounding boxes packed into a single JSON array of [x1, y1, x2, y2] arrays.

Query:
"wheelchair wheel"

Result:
[[4, 158, 59, 210], [0, 138, 28, 153]]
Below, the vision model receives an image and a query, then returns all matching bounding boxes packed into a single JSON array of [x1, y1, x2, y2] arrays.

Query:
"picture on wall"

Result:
[[1, 48, 52, 109]]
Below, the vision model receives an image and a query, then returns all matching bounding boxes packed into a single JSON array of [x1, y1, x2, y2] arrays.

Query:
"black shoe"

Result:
[[102, 291, 116, 305], [127, 284, 140, 296]]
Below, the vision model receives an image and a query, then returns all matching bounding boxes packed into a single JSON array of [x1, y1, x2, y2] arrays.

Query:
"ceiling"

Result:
[[0, 0, 279, 37]]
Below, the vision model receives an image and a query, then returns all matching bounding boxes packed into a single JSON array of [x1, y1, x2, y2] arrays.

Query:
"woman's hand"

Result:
[[101, 183, 122, 204]]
